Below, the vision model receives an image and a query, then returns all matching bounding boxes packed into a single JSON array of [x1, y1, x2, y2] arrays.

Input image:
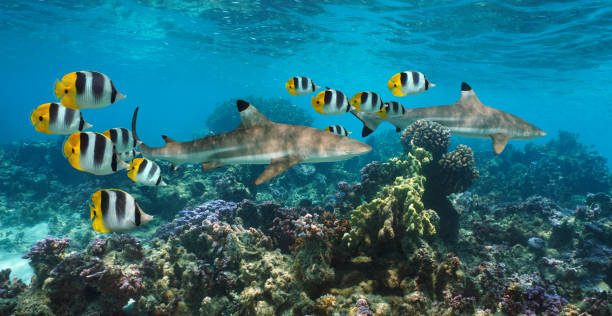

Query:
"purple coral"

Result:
[[23, 236, 70, 263], [500, 284, 568, 316], [156, 200, 238, 239], [0, 269, 27, 299]]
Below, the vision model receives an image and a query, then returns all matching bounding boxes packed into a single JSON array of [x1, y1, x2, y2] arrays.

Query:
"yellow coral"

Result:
[[344, 150, 438, 249], [314, 294, 337, 313]]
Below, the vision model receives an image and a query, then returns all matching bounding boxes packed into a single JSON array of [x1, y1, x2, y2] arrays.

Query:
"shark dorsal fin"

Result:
[[161, 135, 177, 144], [456, 82, 483, 108], [237, 100, 273, 128]]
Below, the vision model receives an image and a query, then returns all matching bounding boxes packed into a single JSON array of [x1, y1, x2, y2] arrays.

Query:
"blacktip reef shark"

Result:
[[131, 100, 372, 185], [352, 82, 546, 154]]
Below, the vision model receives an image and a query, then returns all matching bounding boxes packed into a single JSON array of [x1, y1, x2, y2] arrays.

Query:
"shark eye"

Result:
[[39, 116, 43, 121]]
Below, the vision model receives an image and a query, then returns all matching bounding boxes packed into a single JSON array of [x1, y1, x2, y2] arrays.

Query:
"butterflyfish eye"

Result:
[[64, 89, 68, 94], [316, 101, 320, 104], [38, 116, 43, 121], [71, 148, 75, 153]]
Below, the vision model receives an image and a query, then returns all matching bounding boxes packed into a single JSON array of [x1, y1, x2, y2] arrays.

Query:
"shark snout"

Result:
[[348, 142, 372, 156]]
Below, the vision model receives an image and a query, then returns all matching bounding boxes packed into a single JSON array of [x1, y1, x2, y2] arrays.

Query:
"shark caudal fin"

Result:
[[350, 110, 383, 137]]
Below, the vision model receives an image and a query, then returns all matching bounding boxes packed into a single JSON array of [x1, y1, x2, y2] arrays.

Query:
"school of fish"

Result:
[[29, 70, 545, 234]]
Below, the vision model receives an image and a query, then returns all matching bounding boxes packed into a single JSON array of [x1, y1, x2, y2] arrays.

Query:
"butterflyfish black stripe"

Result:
[[64, 106, 75, 126], [100, 190, 110, 217], [360, 92, 368, 104], [110, 81, 118, 103], [114, 190, 126, 221], [91, 71, 106, 99], [324, 90, 332, 105], [75, 72, 86, 95], [301, 77, 308, 90], [148, 163, 158, 180], [93, 133, 107, 167], [78, 114, 85, 131], [121, 128, 129, 148], [411, 71, 419, 85], [110, 128, 118, 143], [111, 151, 118, 171], [155, 175, 162, 186], [138, 159, 148, 175], [80, 132, 89, 154], [400, 72, 407, 87], [371, 93, 378, 106], [425, 80, 430, 90], [134, 204, 141, 226], [311, 82, 315, 91], [293, 77, 299, 88], [49, 103, 59, 125], [336, 92, 344, 108]]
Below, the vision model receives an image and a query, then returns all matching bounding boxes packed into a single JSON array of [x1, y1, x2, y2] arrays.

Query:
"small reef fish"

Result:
[[30, 102, 92, 134], [388, 71, 435, 96], [325, 125, 351, 136], [379, 101, 406, 118], [102, 127, 139, 153], [132, 100, 371, 185], [311, 88, 350, 115], [351, 82, 546, 154], [350, 92, 384, 113], [54, 71, 125, 109], [63, 132, 129, 175], [285, 76, 321, 96], [127, 158, 166, 186], [90, 189, 153, 233], [119, 149, 140, 162]]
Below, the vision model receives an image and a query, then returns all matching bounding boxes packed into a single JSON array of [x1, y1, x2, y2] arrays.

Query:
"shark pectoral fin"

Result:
[[162, 135, 177, 144], [490, 133, 510, 155], [254, 156, 302, 185], [237, 100, 273, 128], [201, 161, 224, 172]]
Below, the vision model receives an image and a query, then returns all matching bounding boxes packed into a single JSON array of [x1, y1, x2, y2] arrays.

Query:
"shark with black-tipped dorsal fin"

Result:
[[351, 82, 546, 155], [132, 100, 371, 185]]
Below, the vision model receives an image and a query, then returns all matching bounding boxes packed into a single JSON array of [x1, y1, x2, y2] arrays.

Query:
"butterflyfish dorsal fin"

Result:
[[161, 135, 177, 144], [237, 100, 273, 129], [456, 82, 483, 108], [490, 133, 510, 155]]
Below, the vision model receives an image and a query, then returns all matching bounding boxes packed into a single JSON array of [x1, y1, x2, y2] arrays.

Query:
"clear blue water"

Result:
[[1, 0, 611, 161]]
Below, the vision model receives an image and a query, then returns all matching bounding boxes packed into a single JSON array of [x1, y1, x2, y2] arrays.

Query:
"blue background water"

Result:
[[1, 0, 611, 159]]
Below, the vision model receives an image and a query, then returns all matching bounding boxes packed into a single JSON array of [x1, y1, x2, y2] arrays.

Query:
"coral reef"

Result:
[[471, 131, 612, 205]]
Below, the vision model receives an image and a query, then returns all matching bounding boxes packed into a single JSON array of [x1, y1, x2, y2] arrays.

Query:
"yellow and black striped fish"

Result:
[[90, 189, 153, 233], [63, 132, 129, 175], [388, 71, 435, 96], [311, 88, 350, 115], [127, 158, 166, 186], [285, 76, 321, 96], [324, 125, 351, 136], [102, 127, 139, 153], [378, 101, 406, 118], [350, 92, 384, 113], [30, 102, 92, 134], [54, 71, 126, 109]]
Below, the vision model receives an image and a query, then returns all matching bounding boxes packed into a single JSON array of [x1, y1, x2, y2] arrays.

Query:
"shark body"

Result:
[[132, 100, 371, 184], [352, 82, 546, 154]]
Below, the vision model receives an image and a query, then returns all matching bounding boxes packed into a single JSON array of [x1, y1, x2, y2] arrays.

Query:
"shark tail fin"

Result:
[[350, 110, 382, 137]]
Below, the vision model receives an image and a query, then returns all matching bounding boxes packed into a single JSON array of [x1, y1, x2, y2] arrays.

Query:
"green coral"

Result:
[[344, 148, 438, 249]]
